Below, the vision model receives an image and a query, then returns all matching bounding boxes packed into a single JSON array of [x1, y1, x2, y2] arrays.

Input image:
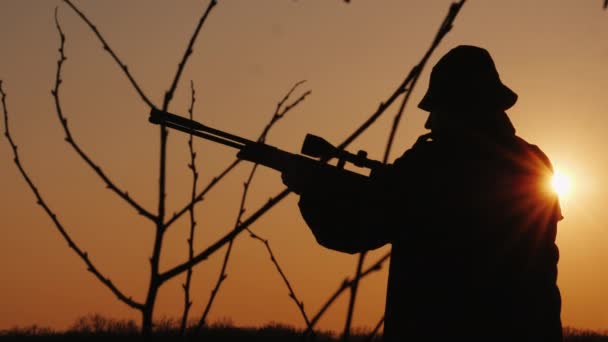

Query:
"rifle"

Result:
[[148, 108, 385, 184]]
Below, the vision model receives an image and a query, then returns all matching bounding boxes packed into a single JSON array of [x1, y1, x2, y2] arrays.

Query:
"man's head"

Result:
[[419, 45, 517, 136]]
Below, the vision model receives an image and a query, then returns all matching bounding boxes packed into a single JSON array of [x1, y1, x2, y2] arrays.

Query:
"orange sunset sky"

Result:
[[1, 0, 608, 333]]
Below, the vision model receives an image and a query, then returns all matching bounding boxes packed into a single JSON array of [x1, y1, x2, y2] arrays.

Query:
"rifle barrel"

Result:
[[162, 120, 246, 150], [149, 108, 254, 148]]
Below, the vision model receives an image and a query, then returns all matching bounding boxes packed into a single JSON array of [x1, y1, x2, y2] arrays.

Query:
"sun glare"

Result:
[[551, 170, 571, 199]]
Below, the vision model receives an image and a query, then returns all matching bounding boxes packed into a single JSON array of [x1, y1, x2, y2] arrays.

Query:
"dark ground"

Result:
[[1, 316, 607, 342]]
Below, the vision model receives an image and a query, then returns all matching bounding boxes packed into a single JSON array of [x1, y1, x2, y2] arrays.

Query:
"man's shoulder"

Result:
[[390, 134, 554, 171], [514, 136, 564, 221], [513, 135, 554, 172]]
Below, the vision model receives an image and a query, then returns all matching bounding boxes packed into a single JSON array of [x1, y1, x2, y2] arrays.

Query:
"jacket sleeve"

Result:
[[525, 143, 563, 265], [297, 168, 397, 254], [295, 144, 423, 254]]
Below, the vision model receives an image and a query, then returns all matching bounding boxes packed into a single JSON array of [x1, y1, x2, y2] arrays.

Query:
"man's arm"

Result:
[[283, 155, 410, 254]]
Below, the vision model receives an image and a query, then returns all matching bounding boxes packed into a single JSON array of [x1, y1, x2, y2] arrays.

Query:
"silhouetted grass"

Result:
[[1, 314, 607, 341]]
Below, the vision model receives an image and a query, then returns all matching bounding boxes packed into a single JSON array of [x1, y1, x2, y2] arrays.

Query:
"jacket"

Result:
[[297, 121, 562, 341]]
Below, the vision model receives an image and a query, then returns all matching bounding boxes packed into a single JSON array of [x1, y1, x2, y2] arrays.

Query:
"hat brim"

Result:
[[418, 83, 517, 112]]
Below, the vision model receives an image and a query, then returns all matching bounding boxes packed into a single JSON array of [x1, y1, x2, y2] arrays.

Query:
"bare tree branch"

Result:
[[195, 227, 233, 331], [258, 80, 308, 143], [180, 80, 198, 335], [382, 0, 465, 162], [247, 228, 312, 329], [164, 83, 311, 231], [165, 160, 240, 230], [194, 175, 248, 331], [62, 0, 157, 110], [304, 252, 390, 335], [157, 0, 217, 230], [194, 82, 310, 332], [163, 0, 217, 108], [1, 80, 143, 311], [343, 2, 466, 339], [144, 0, 218, 333], [336, 66, 417, 151], [343, 251, 367, 342], [365, 315, 384, 342], [52, 8, 156, 222]]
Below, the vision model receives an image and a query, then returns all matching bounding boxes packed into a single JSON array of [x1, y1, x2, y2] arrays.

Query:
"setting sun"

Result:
[[551, 170, 572, 199]]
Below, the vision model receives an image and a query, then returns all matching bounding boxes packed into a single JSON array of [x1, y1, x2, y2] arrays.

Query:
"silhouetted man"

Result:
[[283, 46, 563, 341]]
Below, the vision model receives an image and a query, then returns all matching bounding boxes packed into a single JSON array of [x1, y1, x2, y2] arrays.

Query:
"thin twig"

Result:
[[258, 80, 308, 143], [305, 252, 390, 335], [165, 160, 240, 230], [195, 227, 233, 332], [194, 174, 249, 332], [343, 2, 466, 339], [247, 228, 312, 329], [163, 0, 217, 108], [1, 80, 143, 311], [336, 66, 417, 151], [180, 81, 198, 335], [382, 0, 465, 162], [342, 251, 366, 342], [62, 0, 157, 110], [365, 315, 384, 342], [164, 81, 310, 231], [52, 7, 156, 222], [194, 82, 310, 332]]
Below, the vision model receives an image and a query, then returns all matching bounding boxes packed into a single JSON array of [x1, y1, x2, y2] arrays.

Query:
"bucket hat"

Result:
[[418, 45, 518, 112]]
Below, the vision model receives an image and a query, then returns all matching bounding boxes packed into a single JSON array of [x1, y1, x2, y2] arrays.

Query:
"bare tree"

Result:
[[2, 0, 468, 338], [3, 1, 314, 335], [60, 0, 219, 334]]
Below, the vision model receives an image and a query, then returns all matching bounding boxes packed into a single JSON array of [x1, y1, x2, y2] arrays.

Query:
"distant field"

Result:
[[1, 315, 607, 341]]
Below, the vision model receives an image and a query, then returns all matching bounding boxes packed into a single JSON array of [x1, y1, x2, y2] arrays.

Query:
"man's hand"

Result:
[[237, 143, 320, 195], [281, 162, 318, 195]]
